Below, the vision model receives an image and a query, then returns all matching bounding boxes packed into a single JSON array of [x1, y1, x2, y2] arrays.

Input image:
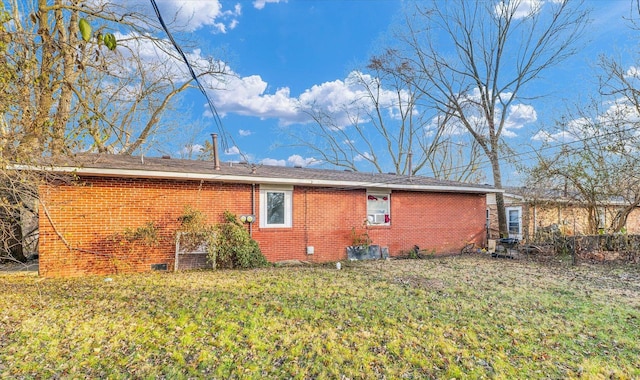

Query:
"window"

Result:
[[259, 186, 292, 228], [367, 192, 390, 225], [506, 206, 522, 238]]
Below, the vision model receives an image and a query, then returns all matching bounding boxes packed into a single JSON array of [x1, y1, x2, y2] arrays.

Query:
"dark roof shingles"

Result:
[[55, 153, 494, 191]]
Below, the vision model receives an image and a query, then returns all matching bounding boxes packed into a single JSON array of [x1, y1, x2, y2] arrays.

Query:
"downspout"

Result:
[[250, 183, 255, 237], [304, 189, 309, 255]]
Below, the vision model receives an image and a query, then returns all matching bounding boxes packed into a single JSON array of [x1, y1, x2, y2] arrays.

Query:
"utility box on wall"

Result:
[[306, 246, 314, 255]]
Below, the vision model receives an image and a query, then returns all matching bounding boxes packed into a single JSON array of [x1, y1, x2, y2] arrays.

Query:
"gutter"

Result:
[[12, 164, 503, 194]]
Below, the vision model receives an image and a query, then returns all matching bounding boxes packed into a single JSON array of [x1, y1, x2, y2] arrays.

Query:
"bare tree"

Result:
[[596, 48, 640, 232], [528, 47, 640, 234], [385, 0, 589, 236], [74, 38, 227, 155], [292, 65, 484, 181], [529, 99, 640, 234], [0, 0, 228, 260]]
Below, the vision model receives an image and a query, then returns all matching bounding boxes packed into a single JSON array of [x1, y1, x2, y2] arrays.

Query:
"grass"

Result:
[[1, 256, 640, 379]]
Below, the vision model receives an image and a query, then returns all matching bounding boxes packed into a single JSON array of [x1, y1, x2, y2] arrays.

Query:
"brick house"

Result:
[[487, 188, 640, 242], [486, 192, 526, 241], [28, 153, 496, 277]]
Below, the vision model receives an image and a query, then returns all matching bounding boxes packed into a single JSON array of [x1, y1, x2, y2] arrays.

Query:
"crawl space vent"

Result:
[[151, 263, 168, 271]]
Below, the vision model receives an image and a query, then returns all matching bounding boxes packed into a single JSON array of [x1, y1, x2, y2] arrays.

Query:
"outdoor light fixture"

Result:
[[240, 215, 255, 223]]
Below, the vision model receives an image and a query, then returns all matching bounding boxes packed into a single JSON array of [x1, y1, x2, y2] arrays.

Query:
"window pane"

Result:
[[267, 192, 285, 224], [367, 194, 390, 224], [508, 210, 520, 233]]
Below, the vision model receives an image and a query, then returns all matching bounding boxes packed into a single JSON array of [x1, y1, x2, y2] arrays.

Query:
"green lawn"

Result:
[[1, 256, 639, 379]]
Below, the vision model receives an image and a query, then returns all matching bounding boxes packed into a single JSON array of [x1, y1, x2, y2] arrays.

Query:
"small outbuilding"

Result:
[[26, 153, 496, 277]]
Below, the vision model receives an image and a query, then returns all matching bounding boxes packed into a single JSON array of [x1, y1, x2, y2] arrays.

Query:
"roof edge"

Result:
[[12, 164, 502, 194]]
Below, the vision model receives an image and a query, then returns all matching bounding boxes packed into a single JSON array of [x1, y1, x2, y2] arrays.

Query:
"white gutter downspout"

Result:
[[251, 183, 255, 237]]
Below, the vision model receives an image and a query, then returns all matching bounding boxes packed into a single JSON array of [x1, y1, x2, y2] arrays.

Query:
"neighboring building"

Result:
[[486, 192, 526, 241], [24, 153, 496, 277], [487, 188, 640, 242]]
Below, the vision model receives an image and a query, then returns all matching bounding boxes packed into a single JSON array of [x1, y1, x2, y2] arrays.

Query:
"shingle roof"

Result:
[[505, 186, 628, 205], [26, 153, 497, 194]]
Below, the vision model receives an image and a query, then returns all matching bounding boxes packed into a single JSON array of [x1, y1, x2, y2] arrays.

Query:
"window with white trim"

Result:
[[259, 186, 292, 228], [506, 206, 522, 238], [367, 192, 390, 225]]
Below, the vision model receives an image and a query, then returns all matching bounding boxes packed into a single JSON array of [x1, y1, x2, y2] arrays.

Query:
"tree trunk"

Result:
[[489, 150, 508, 238], [0, 198, 26, 262]]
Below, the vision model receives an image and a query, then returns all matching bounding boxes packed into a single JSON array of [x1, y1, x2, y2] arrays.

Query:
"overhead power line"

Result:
[[149, 0, 228, 150], [416, 123, 640, 182]]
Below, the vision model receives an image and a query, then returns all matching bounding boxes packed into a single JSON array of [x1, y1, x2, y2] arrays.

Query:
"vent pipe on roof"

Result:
[[211, 133, 221, 171]]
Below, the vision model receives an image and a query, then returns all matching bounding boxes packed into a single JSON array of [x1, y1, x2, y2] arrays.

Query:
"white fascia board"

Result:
[[18, 165, 501, 194], [504, 193, 526, 201]]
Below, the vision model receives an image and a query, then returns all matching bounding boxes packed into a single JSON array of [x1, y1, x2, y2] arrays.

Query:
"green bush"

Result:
[[212, 211, 268, 269]]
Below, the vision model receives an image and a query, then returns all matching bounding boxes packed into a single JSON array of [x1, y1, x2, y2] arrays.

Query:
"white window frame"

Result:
[[366, 191, 391, 226], [259, 185, 293, 228], [506, 206, 522, 239]]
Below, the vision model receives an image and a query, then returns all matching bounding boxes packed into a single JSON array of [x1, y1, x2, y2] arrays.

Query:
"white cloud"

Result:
[[495, 0, 543, 19], [205, 73, 301, 122], [205, 70, 406, 128], [426, 88, 537, 138], [238, 129, 252, 136], [180, 144, 204, 155], [207, 66, 532, 141], [532, 117, 593, 143], [224, 146, 241, 155], [260, 158, 286, 166], [354, 152, 373, 162], [502, 104, 538, 137], [298, 71, 407, 128], [287, 155, 320, 167], [259, 155, 319, 167], [108, 32, 222, 86], [625, 66, 640, 78], [253, 0, 286, 10], [100, 1, 241, 33], [531, 129, 570, 143], [150, 0, 241, 33], [597, 101, 640, 126]]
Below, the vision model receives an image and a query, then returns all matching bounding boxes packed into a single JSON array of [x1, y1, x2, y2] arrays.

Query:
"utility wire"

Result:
[[409, 123, 640, 181], [146, 0, 639, 179], [319, 122, 640, 191], [149, 0, 228, 150]]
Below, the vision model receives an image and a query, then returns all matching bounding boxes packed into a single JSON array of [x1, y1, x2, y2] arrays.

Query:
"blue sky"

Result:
[[160, 0, 402, 166], [120, 0, 638, 184]]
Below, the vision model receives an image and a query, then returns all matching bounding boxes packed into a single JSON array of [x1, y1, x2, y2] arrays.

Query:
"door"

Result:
[[506, 207, 523, 240]]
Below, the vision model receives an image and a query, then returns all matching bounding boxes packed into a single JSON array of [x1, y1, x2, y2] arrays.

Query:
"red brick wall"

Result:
[[39, 177, 487, 277], [39, 177, 253, 277], [387, 191, 487, 254]]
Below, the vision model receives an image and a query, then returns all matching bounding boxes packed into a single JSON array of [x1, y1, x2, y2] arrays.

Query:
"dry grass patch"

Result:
[[1, 256, 639, 378]]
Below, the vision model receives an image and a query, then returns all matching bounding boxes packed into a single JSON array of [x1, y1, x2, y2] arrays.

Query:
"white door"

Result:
[[506, 207, 523, 240]]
